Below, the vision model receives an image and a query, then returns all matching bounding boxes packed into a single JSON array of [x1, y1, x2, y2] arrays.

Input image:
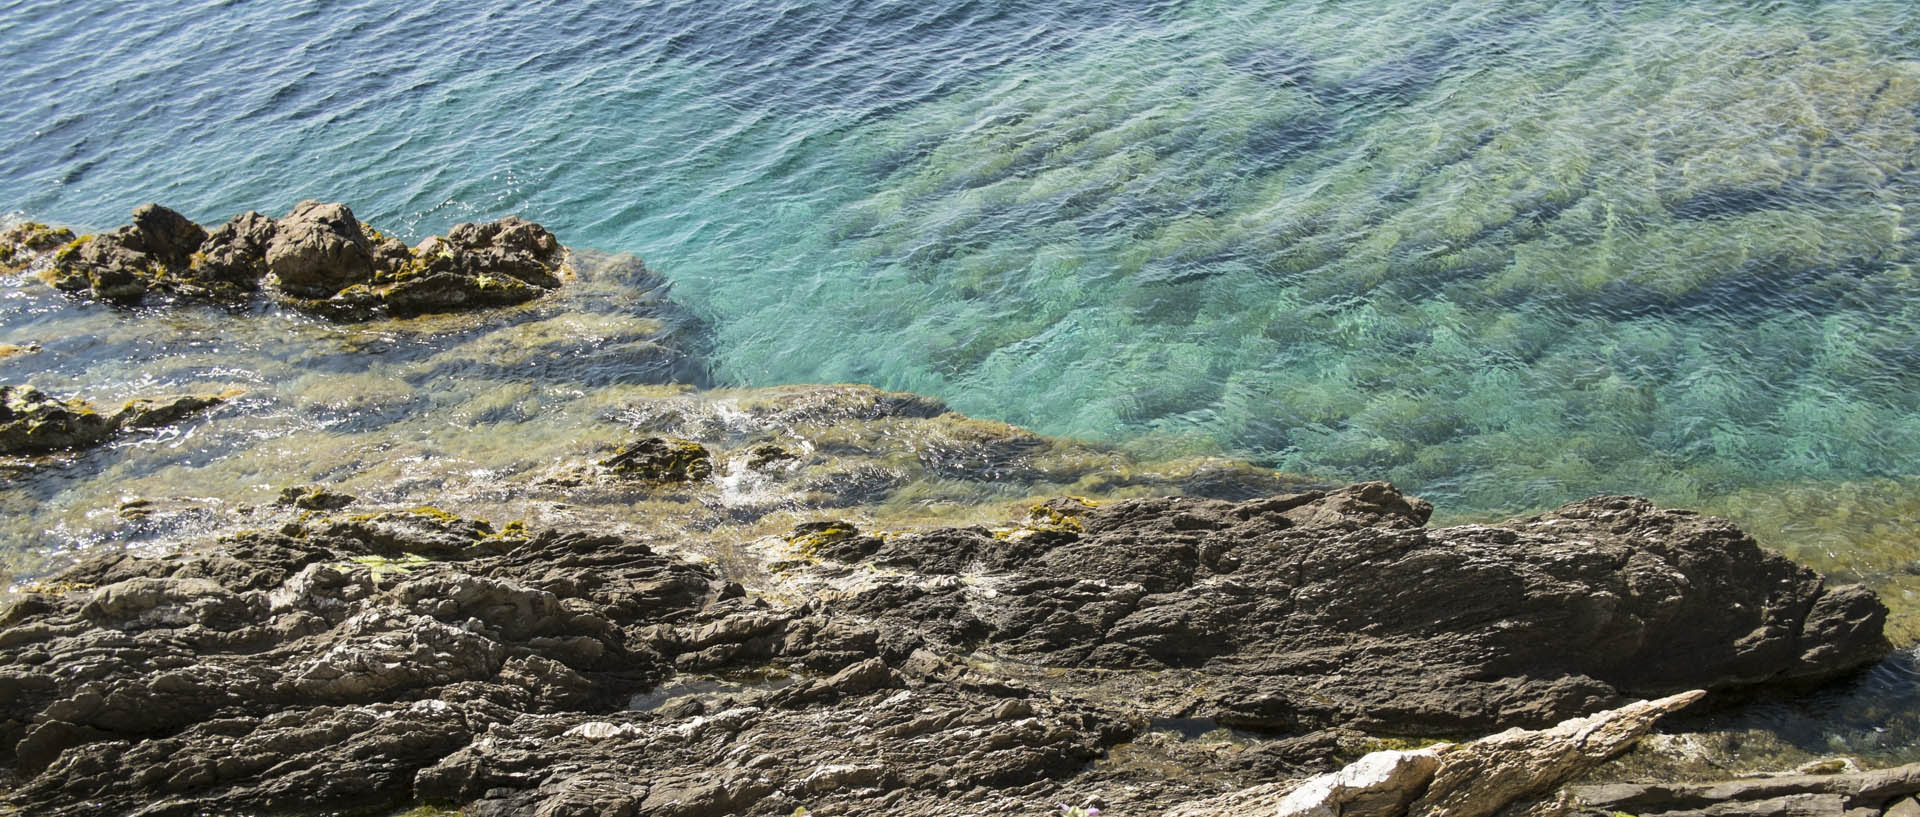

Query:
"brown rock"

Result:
[[266, 201, 374, 297]]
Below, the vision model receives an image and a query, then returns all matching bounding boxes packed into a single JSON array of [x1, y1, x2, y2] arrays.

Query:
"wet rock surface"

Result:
[[0, 485, 1896, 816], [19, 201, 572, 318], [0, 384, 226, 456], [0, 223, 76, 272]]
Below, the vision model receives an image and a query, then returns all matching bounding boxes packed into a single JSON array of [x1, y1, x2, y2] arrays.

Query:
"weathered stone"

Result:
[[1274, 747, 1446, 817], [1411, 691, 1706, 817], [186, 210, 278, 292], [275, 485, 357, 511], [829, 486, 1888, 734], [0, 484, 1895, 817], [124, 202, 208, 267], [266, 200, 375, 298], [37, 204, 211, 304], [1174, 692, 1700, 817], [0, 385, 117, 454]]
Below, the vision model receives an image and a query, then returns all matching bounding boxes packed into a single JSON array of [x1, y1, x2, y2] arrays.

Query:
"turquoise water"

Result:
[[4, 0, 1919, 517]]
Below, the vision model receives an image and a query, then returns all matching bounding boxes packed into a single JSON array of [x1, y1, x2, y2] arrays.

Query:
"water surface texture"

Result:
[[4, 2, 1920, 602]]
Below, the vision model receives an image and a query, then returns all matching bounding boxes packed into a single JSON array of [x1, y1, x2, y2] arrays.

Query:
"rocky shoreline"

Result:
[[3, 207, 1917, 816], [0, 479, 1907, 816], [2, 201, 570, 320]]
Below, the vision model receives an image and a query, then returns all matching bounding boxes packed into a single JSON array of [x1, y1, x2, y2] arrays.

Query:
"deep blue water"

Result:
[[5, 0, 1920, 523]]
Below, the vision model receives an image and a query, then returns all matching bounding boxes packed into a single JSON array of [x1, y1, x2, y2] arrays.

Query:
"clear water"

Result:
[[4, 0, 1920, 760]]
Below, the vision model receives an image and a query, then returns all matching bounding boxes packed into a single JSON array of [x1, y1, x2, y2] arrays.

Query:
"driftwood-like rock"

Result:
[[1172, 691, 1703, 817]]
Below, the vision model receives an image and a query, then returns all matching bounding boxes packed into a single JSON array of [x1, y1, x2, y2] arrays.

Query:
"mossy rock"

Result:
[[600, 437, 714, 483], [0, 222, 76, 271]]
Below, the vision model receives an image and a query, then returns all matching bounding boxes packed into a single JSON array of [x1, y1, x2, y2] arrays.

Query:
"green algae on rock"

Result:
[[0, 222, 76, 272], [0, 384, 226, 456], [27, 201, 573, 320], [599, 437, 716, 483]]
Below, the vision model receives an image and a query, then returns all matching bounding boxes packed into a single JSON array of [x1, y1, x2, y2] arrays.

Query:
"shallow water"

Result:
[[3, 0, 1920, 769]]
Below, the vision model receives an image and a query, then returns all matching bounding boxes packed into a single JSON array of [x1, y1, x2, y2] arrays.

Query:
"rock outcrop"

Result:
[[0, 384, 226, 456], [19, 202, 571, 318], [814, 485, 1888, 735], [0, 487, 1894, 817]]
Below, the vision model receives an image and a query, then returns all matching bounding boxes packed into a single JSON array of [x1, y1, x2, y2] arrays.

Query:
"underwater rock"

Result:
[[0, 385, 225, 456], [599, 437, 715, 483]]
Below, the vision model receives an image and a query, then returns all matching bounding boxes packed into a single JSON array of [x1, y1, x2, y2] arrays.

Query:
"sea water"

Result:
[[3, 0, 1920, 758]]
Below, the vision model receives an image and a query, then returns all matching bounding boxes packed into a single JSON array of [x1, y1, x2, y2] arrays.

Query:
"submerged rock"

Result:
[[28, 201, 572, 319], [599, 437, 716, 483], [0, 384, 225, 456]]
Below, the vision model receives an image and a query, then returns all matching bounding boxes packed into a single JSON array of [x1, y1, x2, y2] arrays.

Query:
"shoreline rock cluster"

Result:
[[0, 482, 1899, 816], [0, 384, 228, 456], [2, 201, 570, 320]]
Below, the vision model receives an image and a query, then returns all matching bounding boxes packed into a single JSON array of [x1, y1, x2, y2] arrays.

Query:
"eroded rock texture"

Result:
[[0, 486, 1892, 817], [818, 484, 1888, 734]]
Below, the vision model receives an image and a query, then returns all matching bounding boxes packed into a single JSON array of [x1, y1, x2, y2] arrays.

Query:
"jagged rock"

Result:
[[1274, 747, 1447, 817], [827, 485, 1888, 734], [124, 202, 209, 267], [40, 204, 210, 304], [0, 487, 1895, 817], [1411, 691, 1707, 817], [0, 385, 227, 455], [266, 200, 375, 298], [1571, 761, 1920, 816], [28, 202, 574, 318], [188, 210, 278, 292]]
